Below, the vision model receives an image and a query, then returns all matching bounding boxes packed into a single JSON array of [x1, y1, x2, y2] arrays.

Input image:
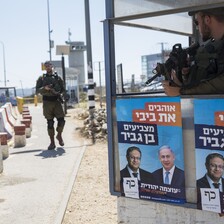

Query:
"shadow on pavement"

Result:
[[35, 147, 66, 159], [10, 149, 43, 155], [10, 148, 66, 159]]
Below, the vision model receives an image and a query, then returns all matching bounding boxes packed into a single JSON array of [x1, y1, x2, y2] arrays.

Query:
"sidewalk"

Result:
[[0, 104, 86, 224]]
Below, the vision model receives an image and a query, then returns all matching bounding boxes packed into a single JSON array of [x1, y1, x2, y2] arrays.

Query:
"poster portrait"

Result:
[[116, 96, 186, 204], [194, 99, 224, 214]]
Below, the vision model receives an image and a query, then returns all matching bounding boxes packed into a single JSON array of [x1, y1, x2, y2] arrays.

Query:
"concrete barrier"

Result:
[[16, 96, 24, 114], [14, 124, 26, 147], [0, 132, 9, 159], [0, 108, 13, 139], [22, 112, 30, 116], [22, 114, 32, 130], [22, 114, 32, 121], [22, 105, 29, 110], [6, 102, 18, 121], [20, 119, 31, 138], [22, 106, 30, 114], [0, 142, 3, 173], [2, 104, 16, 127], [14, 104, 21, 119]]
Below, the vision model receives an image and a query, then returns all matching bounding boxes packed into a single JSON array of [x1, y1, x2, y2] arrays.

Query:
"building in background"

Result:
[[49, 41, 86, 105], [65, 41, 86, 91], [141, 50, 170, 83]]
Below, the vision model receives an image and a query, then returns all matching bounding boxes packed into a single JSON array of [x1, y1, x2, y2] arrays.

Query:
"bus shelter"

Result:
[[103, 0, 224, 222]]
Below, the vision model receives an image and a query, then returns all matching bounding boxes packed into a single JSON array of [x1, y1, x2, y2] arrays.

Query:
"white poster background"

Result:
[[201, 188, 221, 213], [123, 177, 139, 199]]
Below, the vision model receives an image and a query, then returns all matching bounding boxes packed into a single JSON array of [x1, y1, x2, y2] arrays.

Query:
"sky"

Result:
[[0, 0, 189, 89]]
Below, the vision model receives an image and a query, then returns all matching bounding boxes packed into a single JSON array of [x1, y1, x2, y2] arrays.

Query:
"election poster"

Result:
[[194, 99, 224, 214], [116, 97, 186, 204]]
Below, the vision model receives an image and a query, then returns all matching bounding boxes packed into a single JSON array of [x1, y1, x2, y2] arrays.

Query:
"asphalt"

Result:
[[0, 104, 86, 224]]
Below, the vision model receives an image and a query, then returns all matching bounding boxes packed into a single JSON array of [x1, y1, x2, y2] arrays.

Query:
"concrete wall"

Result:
[[117, 197, 224, 224], [0, 145, 3, 173]]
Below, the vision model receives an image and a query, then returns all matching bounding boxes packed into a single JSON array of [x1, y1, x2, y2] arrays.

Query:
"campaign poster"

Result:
[[194, 99, 224, 214], [116, 97, 186, 204]]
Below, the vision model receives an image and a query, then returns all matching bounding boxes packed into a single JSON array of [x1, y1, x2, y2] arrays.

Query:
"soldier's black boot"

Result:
[[56, 132, 64, 146], [48, 128, 56, 150], [56, 120, 65, 146], [56, 125, 64, 146], [48, 136, 56, 150]]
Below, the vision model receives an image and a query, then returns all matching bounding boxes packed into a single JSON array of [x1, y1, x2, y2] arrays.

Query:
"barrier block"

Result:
[[22, 112, 30, 116], [22, 114, 32, 130], [34, 95, 38, 106], [0, 108, 13, 139], [23, 106, 29, 110], [13, 105, 20, 119], [2, 104, 16, 127], [16, 97, 24, 114], [6, 102, 18, 120], [0, 146, 3, 173], [0, 132, 9, 159], [14, 125, 26, 135], [22, 114, 32, 121], [22, 107, 30, 113], [20, 119, 31, 138], [14, 124, 26, 148], [21, 119, 31, 128], [0, 132, 7, 145]]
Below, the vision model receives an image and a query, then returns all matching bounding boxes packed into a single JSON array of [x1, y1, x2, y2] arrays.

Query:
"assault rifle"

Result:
[[145, 42, 199, 87], [48, 84, 64, 104]]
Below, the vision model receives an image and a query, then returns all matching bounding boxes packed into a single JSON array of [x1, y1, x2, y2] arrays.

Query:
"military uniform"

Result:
[[36, 61, 65, 150], [180, 38, 224, 95]]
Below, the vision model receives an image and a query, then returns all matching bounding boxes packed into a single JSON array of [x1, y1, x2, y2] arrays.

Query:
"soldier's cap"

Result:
[[44, 61, 53, 66], [188, 7, 224, 16]]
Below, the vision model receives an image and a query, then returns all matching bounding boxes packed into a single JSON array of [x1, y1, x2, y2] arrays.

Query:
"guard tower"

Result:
[[65, 41, 86, 90]]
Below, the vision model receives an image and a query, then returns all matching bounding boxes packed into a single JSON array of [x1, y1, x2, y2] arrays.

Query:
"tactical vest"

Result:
[[41, 72, 63, 93], [184, 38, 224, 88]]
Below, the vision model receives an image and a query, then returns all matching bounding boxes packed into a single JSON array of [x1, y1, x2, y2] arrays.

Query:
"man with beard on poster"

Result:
[[197, 153, 224, 190], [120, 146, 154, 194], [197, 152, 224, 215]]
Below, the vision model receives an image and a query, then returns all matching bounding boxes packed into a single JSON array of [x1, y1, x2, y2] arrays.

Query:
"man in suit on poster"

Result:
[[197, 153, 224, 214], [120, 146, 154, 193], [197, 153, 224, 191], [153, 145, 185, 189]]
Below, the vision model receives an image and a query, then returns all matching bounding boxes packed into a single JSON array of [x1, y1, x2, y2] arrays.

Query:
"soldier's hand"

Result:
[[170, 69, 182, 86], [162, 80, 181, 96], [44, 85, 52, 91]]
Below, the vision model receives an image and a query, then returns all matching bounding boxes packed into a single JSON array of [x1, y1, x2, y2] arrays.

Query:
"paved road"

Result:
[[0, 104, 86, 224]]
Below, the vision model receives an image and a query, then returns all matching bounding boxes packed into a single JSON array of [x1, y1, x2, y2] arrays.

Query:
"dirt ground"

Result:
[[62, 107, 118, 224]]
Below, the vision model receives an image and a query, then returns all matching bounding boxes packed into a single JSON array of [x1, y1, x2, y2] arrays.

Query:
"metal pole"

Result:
[[84, 0, 95, 143], [47, 0, 52, 61], [84, 0, 95, 109], [98, 62, 102, 108], [61, 54, 67, 114], [20, 80, 24, 97], [94, 61, 103, 108], [0, 41, 6, 87]]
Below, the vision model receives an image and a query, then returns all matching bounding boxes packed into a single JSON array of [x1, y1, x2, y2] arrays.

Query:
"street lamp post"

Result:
[[47, 0, 53, 61], [0, 41, 6, 87]]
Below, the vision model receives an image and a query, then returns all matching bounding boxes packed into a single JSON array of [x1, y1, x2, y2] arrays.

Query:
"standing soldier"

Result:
[[36, 61, 65, 150]]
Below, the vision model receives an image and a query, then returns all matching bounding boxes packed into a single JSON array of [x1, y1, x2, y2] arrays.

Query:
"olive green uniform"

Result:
[[181, 38, 224, 95], [36, 72, 65, 147]]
